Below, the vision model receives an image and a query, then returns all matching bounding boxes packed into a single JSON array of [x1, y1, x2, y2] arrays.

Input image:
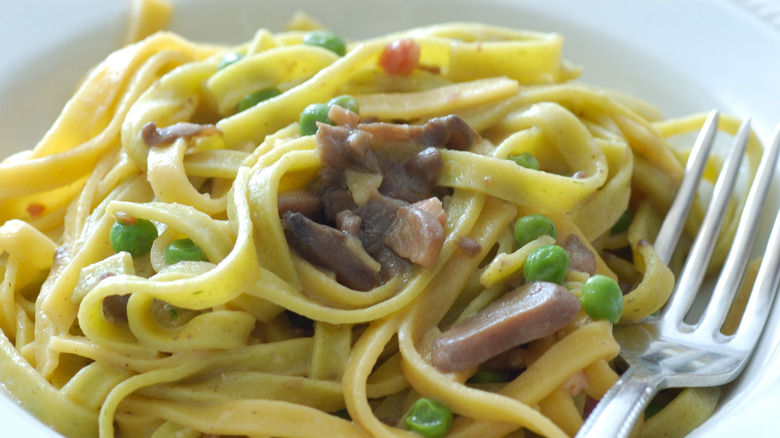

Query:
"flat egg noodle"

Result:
[[122, 60, 221, 171], [206, 44, 341, 114], [147, 137, 230, 215], [0, 34, 217, 223], [0, 13, 764, 438], [217, 23, 576, 149]]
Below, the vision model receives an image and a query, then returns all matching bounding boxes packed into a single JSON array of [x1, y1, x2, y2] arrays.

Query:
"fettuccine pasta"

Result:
[[0, 6, 764, 438]]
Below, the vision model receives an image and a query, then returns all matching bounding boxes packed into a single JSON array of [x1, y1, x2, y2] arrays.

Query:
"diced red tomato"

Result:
[[378, 38, 420, 76], [26, 203, 45, 217]]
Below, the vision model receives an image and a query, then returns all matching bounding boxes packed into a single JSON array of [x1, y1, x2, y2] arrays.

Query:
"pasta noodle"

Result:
[[0, 5, 766, 438]]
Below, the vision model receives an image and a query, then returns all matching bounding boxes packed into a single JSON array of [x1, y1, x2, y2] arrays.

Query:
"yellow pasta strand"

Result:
[[0, 13, 762, 438], [639, 387, 721, 438]]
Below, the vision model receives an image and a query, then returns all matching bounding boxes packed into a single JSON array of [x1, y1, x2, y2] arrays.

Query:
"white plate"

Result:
[[1, 0, 779, 436]]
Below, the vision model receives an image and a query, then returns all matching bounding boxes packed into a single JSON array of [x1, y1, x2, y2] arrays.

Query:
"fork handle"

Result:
[[576, 368, 662, 438]]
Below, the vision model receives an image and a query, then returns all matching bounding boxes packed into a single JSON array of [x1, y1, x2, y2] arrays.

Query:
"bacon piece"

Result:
[[375, 147, 443, 204], [354, 196, 411, 279], [384, 202, 445, 269], [328, 104, 360, 128], [323, 188, 358, 223], [357, 115, 479, 152], [422, 114, 479, 151], [291, 115, 482, 288], [336, 210, 363, 240], [282, 211, 380, 291], [411, 197, 446, 227], [141, 121, 220, 147], [455, 236, 482, 257], [431, 281, 581, 373]]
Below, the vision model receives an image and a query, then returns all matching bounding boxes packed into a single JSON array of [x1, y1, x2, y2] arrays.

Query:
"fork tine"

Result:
[[661, 117, 752, 327], [732, 126, 780, 348], [655, 109, 720, 265], [697, 123, 780, 337], [579, 120, 780, 438]]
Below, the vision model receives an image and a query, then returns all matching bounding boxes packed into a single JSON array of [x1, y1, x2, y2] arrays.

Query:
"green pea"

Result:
[[509, 151, 540, 170], [303, 30, 346, 56], [327, 95, 359, 114], [299, 102, 334, 135], [581, 274, 623, 323], [610, 207, 634, 235], [217, 51, 244, 70], [523, 244, 569, 285], [237, 87, 281, 112], [164, 238, 208, 265], [404, 398, 453, 438], [109, 218, 158, 257], [514, 213, 557, 248]]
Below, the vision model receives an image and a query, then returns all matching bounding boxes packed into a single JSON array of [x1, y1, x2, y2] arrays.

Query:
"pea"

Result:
[[610, 207, 634, 235], [164, 238, 208, 265], [509, 151, 540, 170], [514, 213, 557, 248], [327, 95, 359, 114], [581, 274, 623, 323], [109, 218, 158, 257], [299, 102, 334, 135], [523, 244, 569, 285], [237, 87, 281, 112], [303, 30, 346, 56], [217, 51, 244, 70], [404, 398, 453, 438]]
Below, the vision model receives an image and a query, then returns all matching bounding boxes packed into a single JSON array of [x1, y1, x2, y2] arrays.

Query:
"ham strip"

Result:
[[141, 121, 220, 147], [385, 201, 445, 268], [285, 115, 479, 289], [282, 211, 380, 291], [431, 281, 581, 373]]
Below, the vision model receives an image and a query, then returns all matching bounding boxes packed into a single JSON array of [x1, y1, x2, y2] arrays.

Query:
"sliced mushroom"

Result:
[[431, 281, 582, 373], [282, 211, 380, 291]]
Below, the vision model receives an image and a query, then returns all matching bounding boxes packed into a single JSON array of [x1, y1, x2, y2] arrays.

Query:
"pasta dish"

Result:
[[0, 3, 765, 438]]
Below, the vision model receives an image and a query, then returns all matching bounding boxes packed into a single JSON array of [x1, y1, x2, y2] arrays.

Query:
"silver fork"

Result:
[[576, 110, 780, 438]]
